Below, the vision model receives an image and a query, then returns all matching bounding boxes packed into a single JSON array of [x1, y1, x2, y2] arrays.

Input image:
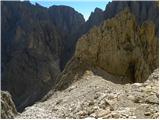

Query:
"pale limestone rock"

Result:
[[75, 9, 158, 83]]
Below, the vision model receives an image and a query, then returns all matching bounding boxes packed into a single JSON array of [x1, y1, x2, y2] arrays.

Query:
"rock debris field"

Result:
[[16, 69, 159, 119]]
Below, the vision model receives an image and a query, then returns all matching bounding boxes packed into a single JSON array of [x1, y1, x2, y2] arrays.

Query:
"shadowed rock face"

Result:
[[1, 1, 85, 111], [48, 5, 85, 70], [56, 10, 158, 90]]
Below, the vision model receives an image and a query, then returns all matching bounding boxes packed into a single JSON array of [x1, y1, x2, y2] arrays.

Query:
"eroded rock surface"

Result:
[[16, 68, 159, 119], [1, 1, 85, 111], [1, 91, 17, 119], [57, 10, 158, 90]]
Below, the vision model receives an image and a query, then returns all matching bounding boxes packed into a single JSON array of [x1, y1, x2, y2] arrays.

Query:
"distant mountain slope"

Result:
[[48, 5, 85, 70], [1, 1, 85, 111]]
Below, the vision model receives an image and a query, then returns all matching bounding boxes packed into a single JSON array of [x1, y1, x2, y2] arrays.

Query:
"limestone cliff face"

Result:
[[65, 1, 159, 69], [75, 10, 158, 82], [1, 91, 17, 119], [104, 1, 159, 36], [56, 10, 158, 90], [76, 1, 159, 39]]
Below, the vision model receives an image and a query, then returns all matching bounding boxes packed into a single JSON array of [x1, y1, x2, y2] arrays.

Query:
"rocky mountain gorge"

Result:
[[1, 1, 85, 111], [1, 1, 159, 119]]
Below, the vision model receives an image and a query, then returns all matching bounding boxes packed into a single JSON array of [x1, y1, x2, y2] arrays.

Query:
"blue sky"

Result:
[[30, 0, 111, 20]]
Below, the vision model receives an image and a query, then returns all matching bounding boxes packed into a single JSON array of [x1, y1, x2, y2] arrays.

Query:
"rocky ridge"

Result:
[[76, 1, 158, 41], [16, 68, 159, 119], [104, 1, 159, 36]]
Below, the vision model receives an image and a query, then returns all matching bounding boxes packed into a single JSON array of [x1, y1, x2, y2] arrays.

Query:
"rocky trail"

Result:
[[16, 68, 159, 119]]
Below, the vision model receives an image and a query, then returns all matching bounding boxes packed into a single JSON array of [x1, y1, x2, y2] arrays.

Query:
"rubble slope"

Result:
[[16, 68, 159, 119]]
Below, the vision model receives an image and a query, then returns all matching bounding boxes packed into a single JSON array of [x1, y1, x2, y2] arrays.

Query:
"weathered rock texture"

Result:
[[77, 1, 159, 40], [1, 1, 84, 111], [1, 91, 18, 119], [16, 68, 159, 119], [64, 1, 159, 70], [1, 1, 159, 113], [56, 10, 158, 90], [48, 5, 85, 69], [104, 1, 159, 36], [76, 9, 158, 82]]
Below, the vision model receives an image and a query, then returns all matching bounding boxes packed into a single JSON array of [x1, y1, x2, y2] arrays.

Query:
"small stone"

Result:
[[99, 100, 110, 109], [88, 101, 94, 106], [94, 94, 99, 99], [68, 86, 76, 92], [86, 107, 94, 115], [144, 112, 151, 116], [111, 112, 120, 118], [96, 109, 110, 117], [152, 112, 159, 119], [77, 111, 87, 116], [108, 93, 116, 100], [92, 106, 99, 111], [153, 74, 158, 79], [109, 106, 114, 111], [127, 95, 135, 101], [56, 99, 63, 105], [144, 86, 152, 92], [52, 108, 58, 111], [133, 96, 142, 103], [90, 113, 97, 118], [145, 94, 159, 104], [85, 70, 93, 76], [133, 83, 142, 87], [101, 114, 112, 119]]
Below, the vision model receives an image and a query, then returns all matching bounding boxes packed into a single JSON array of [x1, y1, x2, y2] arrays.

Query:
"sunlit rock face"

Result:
[[67, 1, 159, 68], [75, 10, 158, 83], [104, 1, 159, 35], [56, 10, 158, 90]]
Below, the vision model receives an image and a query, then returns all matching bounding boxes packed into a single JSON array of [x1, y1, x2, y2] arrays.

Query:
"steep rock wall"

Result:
[[75, 10, 158, 82]]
